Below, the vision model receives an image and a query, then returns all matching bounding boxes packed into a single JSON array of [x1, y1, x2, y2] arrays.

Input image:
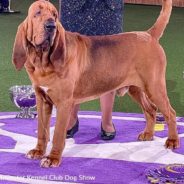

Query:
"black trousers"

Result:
[[0, 0, 9, 9]]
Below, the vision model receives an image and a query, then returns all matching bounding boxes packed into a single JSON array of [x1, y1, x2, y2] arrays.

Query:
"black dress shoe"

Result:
[[101, 123, 116, 140], [66, 118, 79, 138]]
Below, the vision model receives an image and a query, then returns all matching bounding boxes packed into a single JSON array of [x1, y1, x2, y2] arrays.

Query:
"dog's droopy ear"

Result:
[[12, 21, 28, 70], [50, 28, 66, 74]]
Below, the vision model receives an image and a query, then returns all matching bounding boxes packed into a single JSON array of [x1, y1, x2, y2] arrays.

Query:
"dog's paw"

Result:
[[165, 138, 180, 149], [138, 132, 154, 141], [26, 149, 45, 160], [40, 156, 61, 168]]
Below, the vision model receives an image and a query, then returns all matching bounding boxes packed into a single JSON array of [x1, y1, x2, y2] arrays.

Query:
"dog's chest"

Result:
[[28, 67, 56, 90]]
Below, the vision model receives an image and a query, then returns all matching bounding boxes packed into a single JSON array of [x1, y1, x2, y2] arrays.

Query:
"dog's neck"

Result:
[[26, 43, 54, 73]]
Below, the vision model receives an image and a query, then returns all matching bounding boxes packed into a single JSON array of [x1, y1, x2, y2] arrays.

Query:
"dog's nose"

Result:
[[44, 20, 56, 33]]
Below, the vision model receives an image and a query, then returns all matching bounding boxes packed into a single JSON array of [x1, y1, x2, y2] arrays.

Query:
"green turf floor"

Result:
[[0, 1, 184, 116]]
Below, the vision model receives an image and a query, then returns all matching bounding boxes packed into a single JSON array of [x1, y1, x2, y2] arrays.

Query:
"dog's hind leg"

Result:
[[144, 81, 179, 149], [128, 86, 157, 141]]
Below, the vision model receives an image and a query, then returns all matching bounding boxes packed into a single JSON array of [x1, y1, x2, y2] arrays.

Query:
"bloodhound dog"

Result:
[[12, 0, 179, 167]]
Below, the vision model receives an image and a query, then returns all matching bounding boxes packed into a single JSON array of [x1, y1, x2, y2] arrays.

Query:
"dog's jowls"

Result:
[[12, 0, 179, 167]]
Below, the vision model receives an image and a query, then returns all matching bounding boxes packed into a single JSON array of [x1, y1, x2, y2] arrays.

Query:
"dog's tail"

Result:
[[147, 0, 172, 40]]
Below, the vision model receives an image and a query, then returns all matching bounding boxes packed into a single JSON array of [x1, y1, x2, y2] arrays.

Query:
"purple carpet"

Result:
[[0, 111, 184, 184]]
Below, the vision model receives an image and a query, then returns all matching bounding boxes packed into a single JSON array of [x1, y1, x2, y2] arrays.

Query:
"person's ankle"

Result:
[[67, 117, 78, 130], [66, 118, 79, 138], [101, 122, 115, 133]]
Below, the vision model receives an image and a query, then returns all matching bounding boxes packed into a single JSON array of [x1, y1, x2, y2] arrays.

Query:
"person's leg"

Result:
[[0, 0, 20, 13], [67, 104, 80, 130], [66, 104, 80, 138], [1, 0, 9, 9], [100, 92, 116, 132], [66, 92, 116, 139], [0, 0, 1, 6]]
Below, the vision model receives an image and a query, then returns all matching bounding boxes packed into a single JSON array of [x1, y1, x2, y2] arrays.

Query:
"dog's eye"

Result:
[[34, 10, 41, 17], [52, 12, 57, 18]]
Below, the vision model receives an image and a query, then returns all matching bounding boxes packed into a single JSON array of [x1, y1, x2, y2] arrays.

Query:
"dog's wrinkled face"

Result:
[[27, 0, 58, 49]]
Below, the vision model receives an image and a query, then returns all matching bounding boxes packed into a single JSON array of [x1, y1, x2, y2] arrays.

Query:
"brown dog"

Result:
[[12, 0, 179, 167]]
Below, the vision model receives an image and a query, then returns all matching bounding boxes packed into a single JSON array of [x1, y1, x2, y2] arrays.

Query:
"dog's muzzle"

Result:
[[44, 19, 56, 33]]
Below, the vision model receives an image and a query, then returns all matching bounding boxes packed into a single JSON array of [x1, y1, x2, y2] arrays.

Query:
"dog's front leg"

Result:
[[40, 100, 72, 168], [26, 87, 53, 160]]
